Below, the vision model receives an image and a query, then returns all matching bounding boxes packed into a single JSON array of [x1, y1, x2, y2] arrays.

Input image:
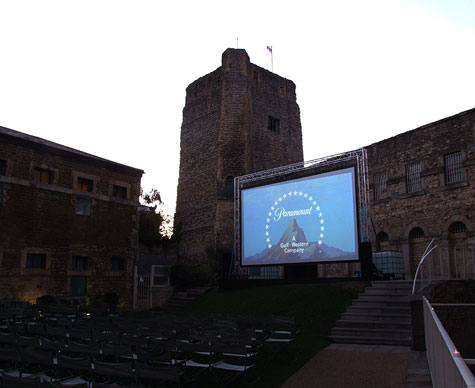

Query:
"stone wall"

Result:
[[175, 49, 303, 264], [367, 108, 475, 278], [0, 128, 143, 306]]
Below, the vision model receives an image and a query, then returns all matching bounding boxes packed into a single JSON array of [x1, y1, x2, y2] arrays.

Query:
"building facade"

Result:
[[367, 108, 475, 280], [175, 49, 303, 264], [0, 126, 143, 306]]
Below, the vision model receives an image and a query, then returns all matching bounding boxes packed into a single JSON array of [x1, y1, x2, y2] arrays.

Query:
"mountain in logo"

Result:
[[246, 218, 353, 264]]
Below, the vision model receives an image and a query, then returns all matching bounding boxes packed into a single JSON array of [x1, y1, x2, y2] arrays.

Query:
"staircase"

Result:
[[330, 280, 413, 346], [166, 287, 211, 309]]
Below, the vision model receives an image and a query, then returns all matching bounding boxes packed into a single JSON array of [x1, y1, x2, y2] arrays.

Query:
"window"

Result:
[[444, 151, 463, 185], [34, 168, 53, 184], [110, 257, 124, 271], [112, 185, 127, 199], [409, 227, 425, 239], [0, 159, 6, 175], [268, 116, 280, 132], [75, 196, 91, 216], [377, 231, 389, 243], [450, 221, 467, 234], [406, 161, 422, 193], [152, 265, 170, 286], [70, 276, 87, 297], [72, 256, 88, 271], [225, 176, 234, 199], [77, 177, 93, 192], [26, 253, 46, 269], [373, 171, 387, 200]]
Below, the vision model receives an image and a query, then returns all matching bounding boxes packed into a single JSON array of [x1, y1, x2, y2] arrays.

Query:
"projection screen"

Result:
[[241, 167, 359, 266]]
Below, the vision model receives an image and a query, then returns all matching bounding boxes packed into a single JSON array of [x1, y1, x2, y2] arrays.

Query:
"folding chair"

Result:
[[68, 328, 93, 343], [66, 340, 101, 357], [45, 325, 68, 340], [118, 334, 148, 348], [39, 337, 66, 354], [0, 348, 21, 375], [55, 353, 92, 384], [0, 332, 17, 346], [92, 330, 119, 344], [18, 348, 55, 381], [41, 380, 88, 388], [264, 315, 300, 362], [26, 323, 46, 337], [100, 342, 133, 362], [135, 361, 187, 388], [17, 334, 41, 349], [177, 340, 219, 384], [210, 342, 260, 388], [1, 373, 41, 388], [90, 357, 134, 386]]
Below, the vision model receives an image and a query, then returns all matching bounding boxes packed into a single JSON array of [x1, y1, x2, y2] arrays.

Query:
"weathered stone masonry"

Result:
[[0, 126, 143, 306], [367, 108, 475, 278], [175, 49, 303, 263]]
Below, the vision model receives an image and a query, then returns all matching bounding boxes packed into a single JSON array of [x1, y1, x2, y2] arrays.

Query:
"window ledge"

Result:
[[371, 198, 391, 205], [441, 181, 468, 191], [398, 190, 426, 199]]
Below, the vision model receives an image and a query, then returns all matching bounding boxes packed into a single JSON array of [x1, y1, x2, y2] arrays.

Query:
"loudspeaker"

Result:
[[359, 242, 373, 280]]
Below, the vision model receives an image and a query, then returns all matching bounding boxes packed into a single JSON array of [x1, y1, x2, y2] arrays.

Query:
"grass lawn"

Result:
[[174, 282, 364, 387]]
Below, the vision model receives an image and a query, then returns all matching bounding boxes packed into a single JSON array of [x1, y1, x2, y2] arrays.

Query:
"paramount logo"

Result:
[[273, 206, 313, 222]]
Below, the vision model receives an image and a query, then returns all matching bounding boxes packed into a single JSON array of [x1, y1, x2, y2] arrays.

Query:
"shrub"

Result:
[[36, 295, 57, 304], [103, 292, 119, 308]]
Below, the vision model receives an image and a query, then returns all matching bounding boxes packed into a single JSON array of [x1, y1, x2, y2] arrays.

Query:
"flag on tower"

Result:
[[266, 46, 273, 53]]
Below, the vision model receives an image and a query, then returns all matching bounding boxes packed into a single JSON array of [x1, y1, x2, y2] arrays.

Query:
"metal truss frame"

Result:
[[231, 148, 369, 276]]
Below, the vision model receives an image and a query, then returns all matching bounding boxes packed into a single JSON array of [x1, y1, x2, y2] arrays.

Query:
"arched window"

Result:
[[409, 227, 425, 239], [225, 176, 234, 199], [450, 221, 467, 234], [377, 231, 389, 243]]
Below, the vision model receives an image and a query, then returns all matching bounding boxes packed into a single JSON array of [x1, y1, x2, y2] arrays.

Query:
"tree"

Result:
[[139, 188, 171, 248]]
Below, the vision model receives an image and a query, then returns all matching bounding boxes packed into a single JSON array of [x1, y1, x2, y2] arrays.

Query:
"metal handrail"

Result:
[[412, 239, 439, 295]]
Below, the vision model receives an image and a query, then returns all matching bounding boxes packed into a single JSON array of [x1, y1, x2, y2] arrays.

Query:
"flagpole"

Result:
[[266, 46, 273, 72]]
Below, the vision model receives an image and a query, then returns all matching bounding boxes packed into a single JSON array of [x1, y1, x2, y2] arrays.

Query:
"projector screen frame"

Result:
[[233, 149, 369, 272]]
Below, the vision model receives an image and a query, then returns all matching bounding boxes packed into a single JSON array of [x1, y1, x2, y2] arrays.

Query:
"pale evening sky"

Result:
[[1, 0, 474, 217]]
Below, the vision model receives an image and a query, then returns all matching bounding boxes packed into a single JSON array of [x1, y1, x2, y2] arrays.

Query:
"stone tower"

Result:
[[175, 48, 303, 264]]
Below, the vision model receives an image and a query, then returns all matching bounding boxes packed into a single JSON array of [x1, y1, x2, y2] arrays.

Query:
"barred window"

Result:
[[70, 276, 87, 297], [26, 253, 46, 269], [268, 116, 280, 132], [444, 151, 463, 185], [77, 177, 93, 192], [72, 256, 88, 271], [34, 168, 54, 184], [450, 221, 467, 234], [373, 171, 387, 200], [409, 227, 425, 239], [406, 161, 422, 193], [75, 196, 91, 216], [110, 257, 124, 271], [377, 231, 389, 243], [112, 185, 127, 199]]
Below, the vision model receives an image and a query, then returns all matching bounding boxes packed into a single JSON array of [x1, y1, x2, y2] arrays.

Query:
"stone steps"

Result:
[[335, 319, 411, 330], [341, 312, 411, 323], [166, 287, 211, 309], [330, 280, 413, 346], [407, 351, 433, 387]]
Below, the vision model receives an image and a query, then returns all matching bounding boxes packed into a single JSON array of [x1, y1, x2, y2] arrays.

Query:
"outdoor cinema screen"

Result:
[[241, 167, 359, 266]]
